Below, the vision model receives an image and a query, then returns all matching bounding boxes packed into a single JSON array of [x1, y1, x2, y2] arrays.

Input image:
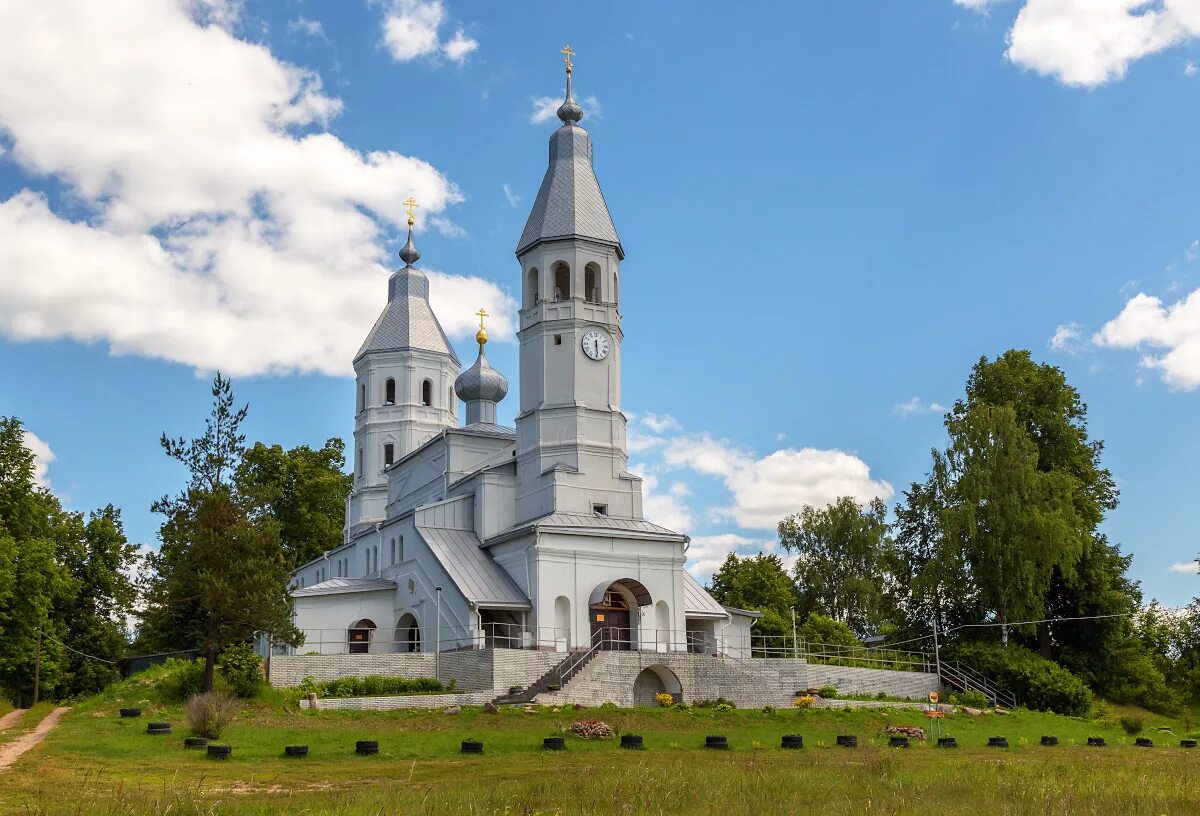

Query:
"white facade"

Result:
[[290, 68, 754, 660]]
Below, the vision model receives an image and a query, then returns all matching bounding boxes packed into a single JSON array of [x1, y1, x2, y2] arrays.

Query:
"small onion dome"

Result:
[[475, 325, 488, 346], [399, 227, 421, 267], [455, 348, 509, 405]]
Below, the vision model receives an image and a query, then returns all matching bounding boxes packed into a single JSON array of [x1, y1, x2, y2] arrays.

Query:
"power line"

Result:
[[39, 629, 118, 665]]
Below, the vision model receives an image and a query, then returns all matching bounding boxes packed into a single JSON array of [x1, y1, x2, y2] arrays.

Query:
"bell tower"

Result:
[[514, 47, 643, 524], [347, 199, 460, 538]]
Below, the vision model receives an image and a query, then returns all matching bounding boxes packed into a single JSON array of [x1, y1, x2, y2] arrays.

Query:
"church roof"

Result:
[[681, 571, 729, 619], [458, 422, 516, 438], [516, 72, 622, 259], [355, 267, 460, 365], [416, 525, 531, 609], [292, 577, 396, 597], [487, 511, 687, 546]]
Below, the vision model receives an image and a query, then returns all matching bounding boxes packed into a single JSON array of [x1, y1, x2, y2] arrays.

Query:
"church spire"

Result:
[[556, 43, 582, 125], [398, 196, 421, 267], [454, 307, 509, 427]]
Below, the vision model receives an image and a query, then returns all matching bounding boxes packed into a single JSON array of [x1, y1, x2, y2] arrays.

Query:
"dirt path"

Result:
[[0, 710, 24, 733], [0, 707, 69, 771]]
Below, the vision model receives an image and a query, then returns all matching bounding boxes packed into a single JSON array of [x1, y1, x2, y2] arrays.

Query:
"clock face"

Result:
[[581, 329, 611, 361]]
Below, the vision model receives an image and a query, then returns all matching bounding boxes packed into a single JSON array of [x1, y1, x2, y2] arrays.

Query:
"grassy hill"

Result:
[[1, 668, 1198, 815]]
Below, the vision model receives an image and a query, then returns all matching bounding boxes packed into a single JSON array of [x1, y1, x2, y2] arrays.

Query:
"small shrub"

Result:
[[297, 676, 318, 695], [693, 697, 736, 709], [761, 705, 776, 715], [217, 643, 262, 698], [949, 642, 1092, 717], [161, 658, 205, 702], [793, 695, 817, 710], [655, 692, 674, 707], [509, 685, 524, 694], [1119, 715, 1144, 735], [950, 689, 990, 709], [183, 691, 240, 739], [715, 703, 733, 713], [816, 685, 838, 699]]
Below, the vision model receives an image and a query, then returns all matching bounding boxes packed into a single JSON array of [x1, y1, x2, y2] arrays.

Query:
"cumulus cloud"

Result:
[[1168, 560, 1199, 573], [957, 0, 1200, 87], [638, 471, 694, 534], [1187, 60, 1199, 75], [894, 397, 946, 416], [529, 95, 602, 125], [0, 1, 515, 377], [1093, 289, 1200, 389], [21, 429, 55, 489], [376, 0, 478, 64], [1049, 322, 1085, 354], [288, 16, 325, 38]]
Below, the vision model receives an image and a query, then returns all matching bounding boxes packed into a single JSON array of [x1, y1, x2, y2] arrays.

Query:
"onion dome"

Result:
[[454, 308, 509, 426]]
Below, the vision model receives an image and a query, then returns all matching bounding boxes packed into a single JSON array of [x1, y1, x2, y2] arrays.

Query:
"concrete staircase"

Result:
[[491, 635, 605, 706]]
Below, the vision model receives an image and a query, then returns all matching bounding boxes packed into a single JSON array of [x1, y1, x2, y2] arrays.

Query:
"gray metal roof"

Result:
[[682, 571, 728, 619], [454, 348, 509, 403], [355, 267, 460, 365], [457, 422, 516, 438], [416, 525, 531, 608], [533, 512, 685, 537], [516, 123, 622, 259], [293, 577, 396, 598]]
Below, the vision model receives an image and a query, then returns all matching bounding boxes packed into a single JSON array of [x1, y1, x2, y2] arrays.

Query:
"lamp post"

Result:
[[790, 606, 798, 659], [434, 586, 442, 682]]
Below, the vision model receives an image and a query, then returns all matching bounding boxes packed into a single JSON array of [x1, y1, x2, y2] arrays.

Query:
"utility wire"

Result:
[[39, 629, 118, 665]]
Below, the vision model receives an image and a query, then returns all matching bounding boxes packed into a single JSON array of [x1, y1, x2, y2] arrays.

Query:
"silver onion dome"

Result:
[[455, 349, 509, 406]]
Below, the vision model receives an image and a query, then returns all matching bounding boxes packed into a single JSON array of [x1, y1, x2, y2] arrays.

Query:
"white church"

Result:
[[288, 53, 759, 660]]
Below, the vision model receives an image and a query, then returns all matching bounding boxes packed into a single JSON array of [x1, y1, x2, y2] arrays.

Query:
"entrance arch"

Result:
[[589, 579, 652, 650], [348, 618, 376, 654], [395, 613, 421, 653], [633, 665, 683, 706]]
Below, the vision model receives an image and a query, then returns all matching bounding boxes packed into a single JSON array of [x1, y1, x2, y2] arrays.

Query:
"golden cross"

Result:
[[560, 44, 575, 74], [403, 196, 419, 226], [476, 307, 489, 329]]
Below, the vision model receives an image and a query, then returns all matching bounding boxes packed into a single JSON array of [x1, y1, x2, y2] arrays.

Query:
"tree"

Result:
[[891, 451, 980, 640], [778, 496, 894, 639], [235, 439, 351, 570], [140, 374, 301, 692], [708, 553, 798, 652], [943, 402, 1082, 644]]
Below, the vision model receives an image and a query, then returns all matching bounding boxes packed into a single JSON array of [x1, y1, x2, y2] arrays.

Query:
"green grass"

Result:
[[1, 678, 1198, 815]]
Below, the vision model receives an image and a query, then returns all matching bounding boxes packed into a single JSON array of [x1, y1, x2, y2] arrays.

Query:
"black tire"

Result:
[[356, 740, 379, 755], [183, 737, 208, 749], [781, 735, 803, 749], [620, 735, 643, 749], [147, 723, 171, 735], [889, 736, 910, 748], [460, 740, 484, 754], [1136, 738, 1153, 748], [1181, 739, 1197, 748], [705, 736, 728, 750], [543, 737, 565, 751], [987, 737, 1008, 748], [1040, 736, 1058, 746], [938, 738, 958, 748], [285, 745, 309, 757], [206, 745, 232, 759], [836, 735, 857, 748], [119, 708, 141, 718], [1087, 737, 1106, 747]]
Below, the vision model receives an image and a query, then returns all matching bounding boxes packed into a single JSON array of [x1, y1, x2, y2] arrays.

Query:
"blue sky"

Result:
[[1, 1, 1198, 604]]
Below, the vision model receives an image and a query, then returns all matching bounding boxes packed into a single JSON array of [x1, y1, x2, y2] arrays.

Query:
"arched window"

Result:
[[356, 448, 363, 478], [364, 550, 370, 575], [359, 382, 366, 411], [384, 443, 394, 467], [526, 268, 539, 307], [421, 379, 432, 406], [398, 535, 405, 563], [552, 262, 571, 301], [384, 378, 396, 405], [613, 270, 620, 306], [449, 385, 455, 413], [585, 263, 601, 303], [390, 538, 396, 564]]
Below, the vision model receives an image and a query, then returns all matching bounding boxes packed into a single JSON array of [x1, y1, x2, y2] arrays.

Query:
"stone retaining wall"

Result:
[[299, 692, 496, 711], [270, 649, 562, 694]]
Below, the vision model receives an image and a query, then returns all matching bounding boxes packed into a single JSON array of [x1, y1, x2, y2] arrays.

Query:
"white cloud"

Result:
[[1168, 560, 1199, 573], [1093, 289, 1200, 389], [659, 433, 893, 530], [376, 0, 477, 64], [502, 183, 520, 208], [0, 1, 515, 377], [1188, 239, 1200, 261], [529, 95, 601, 125], [967, 0, 1200, 88], [641, 413, 682, 434], [1187, 59, 1199, 75], [894, 397, 946, 416], [288, 16, 325, 38], [1049, 322, 1085, 354], [686, 533, 777, 580], [187, 0, 242, 30], [637, 471, 694, 534], [21, 429, 55, 489]]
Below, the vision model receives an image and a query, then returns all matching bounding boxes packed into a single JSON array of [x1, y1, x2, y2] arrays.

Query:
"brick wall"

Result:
[[536, 653, 938, 708], [299, 691, 497, 711], [269, 653, 437, 687], [269, 649, 562, 693], [492, 651, 563, 692]]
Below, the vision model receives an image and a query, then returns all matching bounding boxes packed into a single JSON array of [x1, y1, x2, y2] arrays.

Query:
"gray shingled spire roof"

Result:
[[516, 63, 622, 259], [355, 225, 459, 365]]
